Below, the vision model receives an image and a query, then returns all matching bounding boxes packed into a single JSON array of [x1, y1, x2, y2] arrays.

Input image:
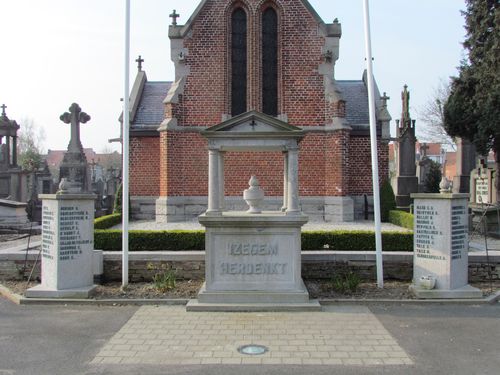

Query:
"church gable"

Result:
[[167, 0, 342, 127]]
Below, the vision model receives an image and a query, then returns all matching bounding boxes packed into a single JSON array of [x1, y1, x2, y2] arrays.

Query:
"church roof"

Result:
[[336, 80, 370, 127], [131, 81, 172, 130]]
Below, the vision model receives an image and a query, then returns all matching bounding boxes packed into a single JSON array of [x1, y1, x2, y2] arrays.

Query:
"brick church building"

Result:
[[126, 0, 391, 222]]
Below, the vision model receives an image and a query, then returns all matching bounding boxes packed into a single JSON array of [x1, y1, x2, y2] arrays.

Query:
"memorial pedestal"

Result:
[[187, 212, 320, 311], [26, 193, 97, 299], [409, 193, 482, 299]]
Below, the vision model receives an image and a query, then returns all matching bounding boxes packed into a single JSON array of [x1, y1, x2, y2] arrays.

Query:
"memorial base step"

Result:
[[25, 284, 96, 299], [197, 281, 310, 304], [409, 284, 483, 299], [186, 299, 322, 312]]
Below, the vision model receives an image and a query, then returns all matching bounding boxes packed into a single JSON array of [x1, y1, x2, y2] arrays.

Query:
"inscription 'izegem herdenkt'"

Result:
[[220, 242, 286, 275]]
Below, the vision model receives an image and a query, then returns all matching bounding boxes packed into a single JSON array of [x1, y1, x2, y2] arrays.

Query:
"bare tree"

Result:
[[17, 118, 46, 171], [18, 117, 46, 155], [417, 79, 456, 150]]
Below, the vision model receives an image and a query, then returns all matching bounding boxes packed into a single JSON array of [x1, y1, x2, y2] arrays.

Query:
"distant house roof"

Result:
[[336, 80, 369, 126], [131, 82, 172, 130]]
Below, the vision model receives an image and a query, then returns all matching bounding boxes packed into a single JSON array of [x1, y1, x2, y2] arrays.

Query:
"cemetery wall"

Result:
[[2, 253, 498, 283]]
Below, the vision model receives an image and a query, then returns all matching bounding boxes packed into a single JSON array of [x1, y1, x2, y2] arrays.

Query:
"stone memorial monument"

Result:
[[392, 86, 418, 209], [187, 111, 320, 311], [410, 192, 482, 298], [26, 104, 97, 298]]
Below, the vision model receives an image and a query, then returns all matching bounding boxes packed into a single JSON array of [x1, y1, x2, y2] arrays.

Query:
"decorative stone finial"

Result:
[[58, 178, 70, 193], [439, 176, 452, 194], [380, 92, 390, 108], [169, 9, 180, 26], [243, 176, 265, 214], [1, 104, 6, 117]]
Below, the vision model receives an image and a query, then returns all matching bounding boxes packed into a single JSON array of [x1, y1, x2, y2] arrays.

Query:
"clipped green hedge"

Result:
[[388, 210, 414, 231], [302, 230, 412, 251], [95, 229, 412, 251], [95, 230, 205, 251], [94, 213, 122, 230]]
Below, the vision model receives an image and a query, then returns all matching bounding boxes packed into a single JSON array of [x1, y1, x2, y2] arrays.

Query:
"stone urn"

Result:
[[418, 275, 436, 290], [243, 176, 264, 214]]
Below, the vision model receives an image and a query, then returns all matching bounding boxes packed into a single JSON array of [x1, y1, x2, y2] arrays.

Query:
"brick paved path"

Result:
[[92, 305, 412, 366]]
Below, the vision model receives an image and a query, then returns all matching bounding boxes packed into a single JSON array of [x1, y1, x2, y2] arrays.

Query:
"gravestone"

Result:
[[186, 111, 320, 311], [469, 159, 498, 235], [417, 143, 432, 193], [452, 138, 476, 194], [392, 86, 418, 208], [410, 193, 482, 298], [26, 104, 97, 298]]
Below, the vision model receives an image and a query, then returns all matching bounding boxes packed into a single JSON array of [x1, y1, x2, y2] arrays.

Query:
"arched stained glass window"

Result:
[[262, 7, 278, 116], [231, 8, 247, 116]]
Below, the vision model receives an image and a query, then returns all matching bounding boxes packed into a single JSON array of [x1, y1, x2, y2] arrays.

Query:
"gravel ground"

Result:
[[111, 219, 411, 232], [3, 279, 498, 300]]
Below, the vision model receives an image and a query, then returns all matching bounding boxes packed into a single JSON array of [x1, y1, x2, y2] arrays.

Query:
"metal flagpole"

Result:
[[362, 0, 384, 288], [122, 0, 131, 288]]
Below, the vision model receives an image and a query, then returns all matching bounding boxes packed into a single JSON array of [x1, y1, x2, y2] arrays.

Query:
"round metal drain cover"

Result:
[[238, 344, 269, 356]]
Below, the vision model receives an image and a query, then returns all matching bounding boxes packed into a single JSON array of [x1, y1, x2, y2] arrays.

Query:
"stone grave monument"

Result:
[[392, 86, 418, 209], [409, 191, 482, 298], [26, 103, 97, 298], [469, 158, 498, 235], [186, 111, 320, 311]]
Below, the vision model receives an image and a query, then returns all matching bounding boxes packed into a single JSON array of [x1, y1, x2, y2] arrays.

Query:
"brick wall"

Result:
[[176, 0, 328, 126], [130, 137, 160, 196], [349, 137, 390, 195]]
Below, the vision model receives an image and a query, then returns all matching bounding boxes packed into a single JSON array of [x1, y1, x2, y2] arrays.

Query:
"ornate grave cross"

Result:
[[60, 103, 91, 153], [1, 104, 6, 117], [169, 10, 180, 26], [136, 55, 144, 71], [420, 143, 429, 158]]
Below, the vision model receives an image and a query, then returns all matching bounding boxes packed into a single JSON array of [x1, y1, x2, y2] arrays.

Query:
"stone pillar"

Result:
[[409, 193, 482, 299], [282, 151, 288, 212], [12, 136, 17, 167], [207, 149, 221, 215], [453, 138, 476, 194], [26, 192, 98, 298], [286, 148, 300, 215], [218, 151, 225, 211]]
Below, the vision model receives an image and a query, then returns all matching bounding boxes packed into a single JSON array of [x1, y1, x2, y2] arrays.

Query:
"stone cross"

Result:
[[1, 104, 6, 117], [136, 55, 144, 71], [380, 92, 390, 108], [420, 143, 429, 158], [169, 10, 180, 26], [60, 103, 91, 153]]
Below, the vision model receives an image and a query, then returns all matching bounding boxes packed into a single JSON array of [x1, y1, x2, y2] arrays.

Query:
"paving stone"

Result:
[[91, 305, 412, 366]]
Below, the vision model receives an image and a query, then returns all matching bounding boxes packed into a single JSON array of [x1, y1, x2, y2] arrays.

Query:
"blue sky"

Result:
[[0, 0, 466, 152]]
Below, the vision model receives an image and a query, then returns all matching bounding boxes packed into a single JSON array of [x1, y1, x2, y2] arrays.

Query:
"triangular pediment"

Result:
[[203, 111, 303, 135]]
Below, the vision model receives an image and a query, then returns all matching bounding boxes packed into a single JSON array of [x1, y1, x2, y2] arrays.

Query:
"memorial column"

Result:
[[282, 151, 288, 211], [218, 151, 225, 211], [207, 148, 221, 215], [286, 147, 300, 214]]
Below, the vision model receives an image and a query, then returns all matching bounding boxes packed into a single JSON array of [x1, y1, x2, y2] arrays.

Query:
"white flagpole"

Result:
[[362, 0, 384, 288], [122, 0, 130, 288]]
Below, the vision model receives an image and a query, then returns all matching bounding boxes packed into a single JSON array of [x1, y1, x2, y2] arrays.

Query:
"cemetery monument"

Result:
[[410, 191, 482, 298], [392, 86, 418, 209], [187, 111, 320, 311], [26, 103, 97, 298]]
